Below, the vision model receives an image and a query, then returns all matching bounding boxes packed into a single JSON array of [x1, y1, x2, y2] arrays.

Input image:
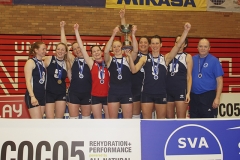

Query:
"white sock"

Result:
[[152, 111, 155, 119], [82, 116, 91, 119], [69, 116, 79, 119], [132, 114, 141, 119]]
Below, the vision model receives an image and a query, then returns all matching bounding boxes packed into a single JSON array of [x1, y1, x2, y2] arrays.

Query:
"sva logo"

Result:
[[164, 124, 223, 160], [178, 137, 209, 148], [117, 0, 196, 7]]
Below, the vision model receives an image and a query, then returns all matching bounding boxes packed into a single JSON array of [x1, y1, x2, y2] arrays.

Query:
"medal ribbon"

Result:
[[113, 57, 123, 76], [96, 61, 105, 81], [33, 57, 43, 80], [150, 54, 160, 76], [198, 55, 208, 75], [55, 57, 63, 81], [171, 53, 182, 73], [77, 58, 85, 76]]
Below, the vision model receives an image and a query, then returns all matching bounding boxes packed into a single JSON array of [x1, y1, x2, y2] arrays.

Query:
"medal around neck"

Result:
[[151, 56, 160, 81], [79, 73, 84, 79], [78, 59, 85, 79], [118, 74, 122, 80], [57, 79, 62, 84], [100, 79, 104, 84], [39, 79, 44, 84], [119, 24, 133, 50], [198, 73, 202, 78], [171, 72, 175, 76], [57, 80, 62, 84]]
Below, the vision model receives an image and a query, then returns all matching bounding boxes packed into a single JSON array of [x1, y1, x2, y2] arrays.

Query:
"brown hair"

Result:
[[90, 45, 102, 54], [138, 36, 150, 44], [29, 41, 45, 59], [56, 42, 68, 61], [151, 35, 162, 43], [175, 35, 188, 50]]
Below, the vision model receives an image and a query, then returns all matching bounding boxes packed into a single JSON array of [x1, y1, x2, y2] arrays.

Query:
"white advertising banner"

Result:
[[207, 0, 240, 12], [0, 119, 141, 160], [218, 93, 240, 118]]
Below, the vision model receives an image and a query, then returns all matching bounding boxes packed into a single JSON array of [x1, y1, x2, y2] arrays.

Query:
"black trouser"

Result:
[[189, 90, 218, 118]]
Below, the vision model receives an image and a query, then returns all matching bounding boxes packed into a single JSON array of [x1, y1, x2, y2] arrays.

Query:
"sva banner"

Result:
[[0, 119, 141, 160], [141, 119, 240, 160]]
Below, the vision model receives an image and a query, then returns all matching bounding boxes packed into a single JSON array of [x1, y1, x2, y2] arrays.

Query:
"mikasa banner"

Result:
[[106, 0, 207, 11]]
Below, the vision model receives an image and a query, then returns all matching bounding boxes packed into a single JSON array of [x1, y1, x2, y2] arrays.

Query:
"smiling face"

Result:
[[72, 42, 83, 57], [150, 38, 162, 53], [112, 41, 122, 56], [91, 46, 102, 60], [34, 43, 46, 58], [198, 39, 210, 57], [56, 43, 67, 60], [138, 37, 150, 54]]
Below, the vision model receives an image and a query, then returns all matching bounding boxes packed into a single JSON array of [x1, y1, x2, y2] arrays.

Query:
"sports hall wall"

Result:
[[0, 5, 240, 37]]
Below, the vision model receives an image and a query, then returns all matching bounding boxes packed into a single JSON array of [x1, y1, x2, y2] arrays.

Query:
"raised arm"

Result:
[[165, 22, 191, 65], [131, 25, 138, 61], [119, 5, 126, 25], [119, 5, 132, 43], [74, 23, 93, 69], [104, 27, 119, 66], [185, 54, 193, 103], [24, 60, 39, 106], [60, 21, 67, 44], [60, 21, 75, 67]]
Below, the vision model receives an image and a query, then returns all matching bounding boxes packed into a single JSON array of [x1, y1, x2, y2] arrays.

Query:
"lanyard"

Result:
[[96, 60, 105, 84], [150, 54, 160, 79], [171, 53, 182, 73], [113, 57, 123, 80], [33, 58, 43, 79], [78, 58, 85, 78], [55, 57, 63, 80], [198, 55, 208, 78], [198, 55, 208, 74]]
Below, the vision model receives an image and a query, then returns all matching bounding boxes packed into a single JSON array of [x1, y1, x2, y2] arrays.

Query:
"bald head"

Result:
[[198, 38, 210, 47], [198, 38, 210, 57]]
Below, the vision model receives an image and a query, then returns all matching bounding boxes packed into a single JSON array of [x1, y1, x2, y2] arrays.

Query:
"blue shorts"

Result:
[[132, 94, 141, 102], [46, 91, 66, 103], [141, 92, 167, 104], [25, 92, 46, 109], [107, 94, 133, 104], [167, 89, 186, 102], [67, 91, 91, 105], [91, 95, 107, 105], [189, 90, 218, 118]]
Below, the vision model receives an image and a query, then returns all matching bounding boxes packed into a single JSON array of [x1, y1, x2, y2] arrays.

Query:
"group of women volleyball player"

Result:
[[24, 7, 192, 119]]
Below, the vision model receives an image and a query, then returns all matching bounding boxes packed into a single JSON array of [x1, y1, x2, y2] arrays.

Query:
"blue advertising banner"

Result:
[[13, 0, 105, 7], [141, 119, 240, 160]]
